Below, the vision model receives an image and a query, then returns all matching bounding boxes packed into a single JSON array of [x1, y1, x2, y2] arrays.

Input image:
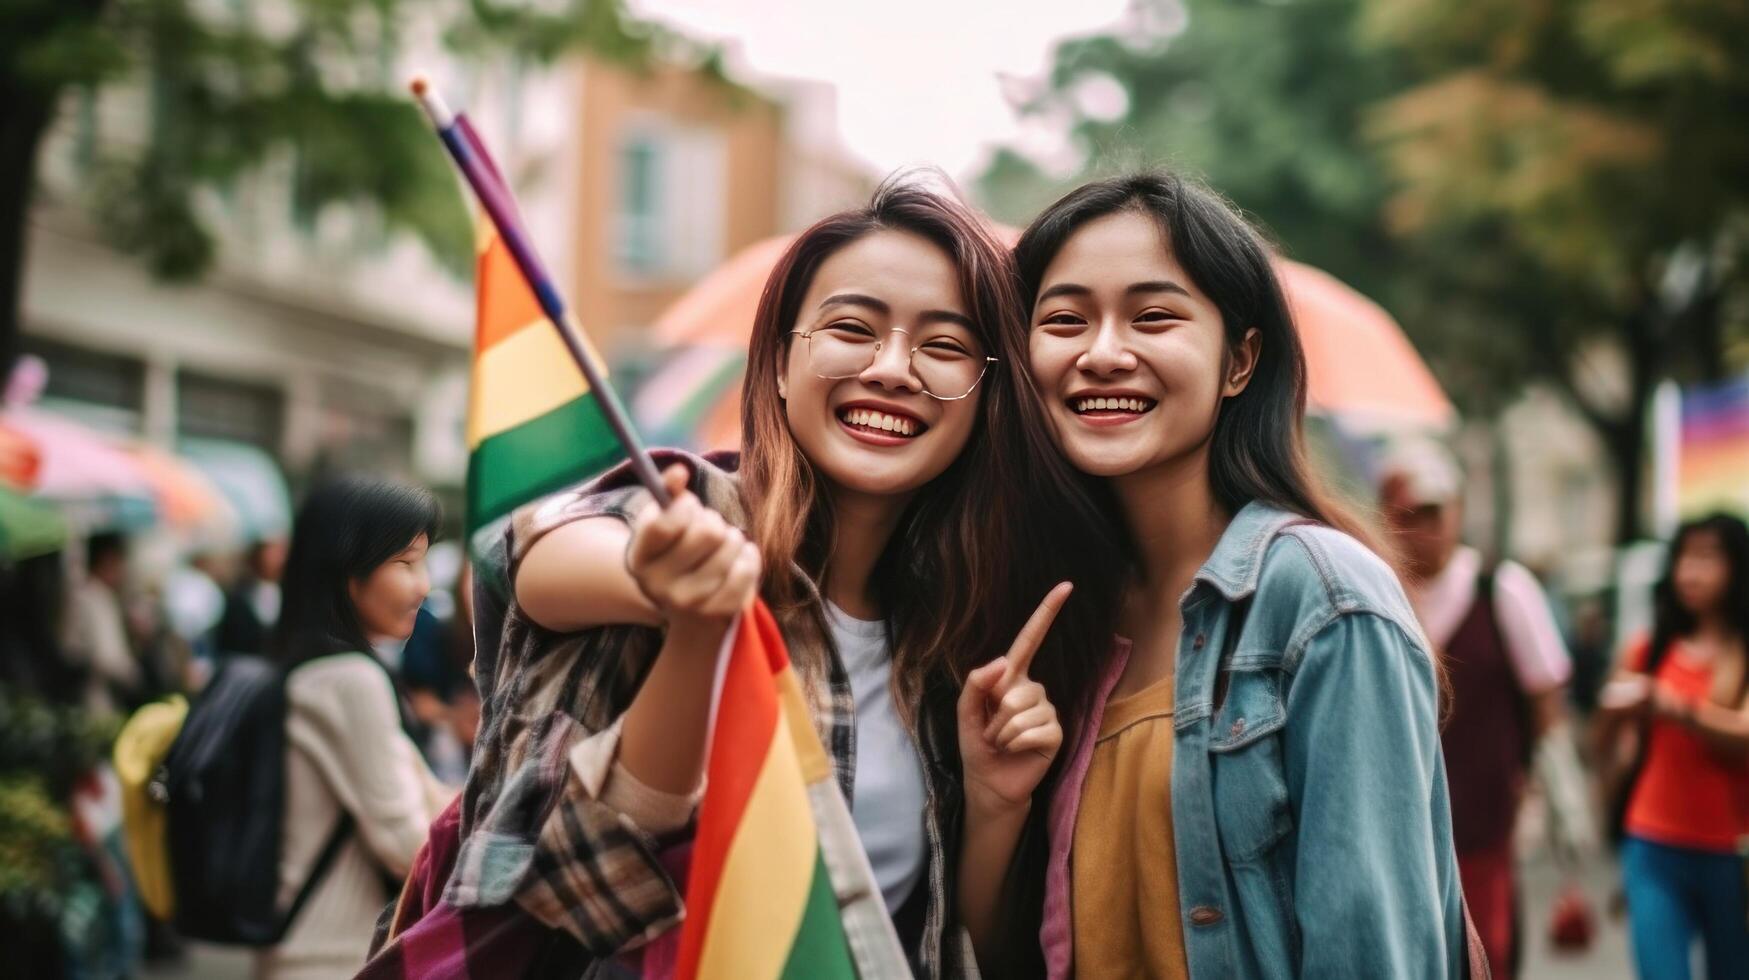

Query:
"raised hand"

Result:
[[627, 464, 762, 636], [957, 582, 1073, 816]]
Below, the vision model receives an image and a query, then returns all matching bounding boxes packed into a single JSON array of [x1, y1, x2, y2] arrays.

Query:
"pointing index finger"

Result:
[[1002, 581, 1073, 686]]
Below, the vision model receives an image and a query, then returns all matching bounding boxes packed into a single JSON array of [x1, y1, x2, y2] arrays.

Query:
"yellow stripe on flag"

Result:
[[466, 318, 603, 449], [777, 668, 834, 786], [697, 718, 819, 978]]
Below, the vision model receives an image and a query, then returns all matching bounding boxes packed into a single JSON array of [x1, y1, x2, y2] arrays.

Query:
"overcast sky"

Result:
[[626, 0, 1135, 178]]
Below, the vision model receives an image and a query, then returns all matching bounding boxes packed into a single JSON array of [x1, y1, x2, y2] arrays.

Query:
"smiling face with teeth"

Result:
[[1026, 211, 1258, 480], [776, 229, 982, 498]]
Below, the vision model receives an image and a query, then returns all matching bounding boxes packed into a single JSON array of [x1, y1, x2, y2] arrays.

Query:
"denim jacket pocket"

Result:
[[1208, 668, 1292, 865]]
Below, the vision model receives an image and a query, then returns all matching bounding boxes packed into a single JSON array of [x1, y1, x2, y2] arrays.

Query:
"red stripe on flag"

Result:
[[675, 601, 792, 979]]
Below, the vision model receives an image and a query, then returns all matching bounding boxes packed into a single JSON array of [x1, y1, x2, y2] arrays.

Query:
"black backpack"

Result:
[[158, 655, 353, 945]]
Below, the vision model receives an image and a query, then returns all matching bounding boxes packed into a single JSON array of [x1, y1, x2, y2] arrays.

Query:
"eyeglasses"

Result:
[[789, 325, 998, 401]]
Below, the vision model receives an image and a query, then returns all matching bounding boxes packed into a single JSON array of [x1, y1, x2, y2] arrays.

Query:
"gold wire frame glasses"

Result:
[[789, 325, 998, 401]]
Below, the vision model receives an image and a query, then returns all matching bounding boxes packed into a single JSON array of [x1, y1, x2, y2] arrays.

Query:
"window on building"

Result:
[[613, 122, 726, 281], [178, 371, 284, 454]]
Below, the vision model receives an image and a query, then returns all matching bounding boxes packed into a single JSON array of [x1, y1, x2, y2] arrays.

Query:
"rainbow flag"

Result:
[[676, 601, 856, 979], [466, 224, 622, 531], [1677, 376, 1749, 519]]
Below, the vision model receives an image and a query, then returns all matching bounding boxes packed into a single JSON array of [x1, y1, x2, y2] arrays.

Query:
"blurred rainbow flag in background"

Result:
[[1677, 376, 1749, 519]]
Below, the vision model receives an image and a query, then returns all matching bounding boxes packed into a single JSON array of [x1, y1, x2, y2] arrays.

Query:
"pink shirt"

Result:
[[1409, 547, 1571, 695]]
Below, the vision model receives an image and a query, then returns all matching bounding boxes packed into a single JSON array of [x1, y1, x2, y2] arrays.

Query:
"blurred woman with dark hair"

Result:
[[1596, 513, 1749, 979], [259, 477, 452, 980]]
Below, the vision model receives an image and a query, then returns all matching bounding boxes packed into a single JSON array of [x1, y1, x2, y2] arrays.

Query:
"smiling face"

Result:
[[1027, 210, 1256, 479], [777, 229, 984, 498], [347, 533, 431, 642]]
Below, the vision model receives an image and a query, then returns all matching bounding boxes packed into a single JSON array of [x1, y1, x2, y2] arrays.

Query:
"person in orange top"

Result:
[[1596, 513, 1749, 980]]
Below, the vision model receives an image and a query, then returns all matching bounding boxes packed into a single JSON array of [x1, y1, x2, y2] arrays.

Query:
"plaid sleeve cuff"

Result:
[[514, 719, 687, 954]]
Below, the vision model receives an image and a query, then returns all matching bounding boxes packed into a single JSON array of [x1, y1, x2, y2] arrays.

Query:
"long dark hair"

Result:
[[270, 476, 441, 669], [1644, 512, 1749, 678], [1013, 170, 1382, 552], [741, 175, 1126, 723]]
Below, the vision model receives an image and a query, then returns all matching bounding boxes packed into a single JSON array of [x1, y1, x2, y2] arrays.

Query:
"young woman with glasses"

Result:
[[366, 177, 1125, 977]]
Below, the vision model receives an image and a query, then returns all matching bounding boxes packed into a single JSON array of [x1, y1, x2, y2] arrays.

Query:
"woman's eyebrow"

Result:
[[1036, 282, 1090, 303], [819, 293, 972, 329], [818, 292, 889, 315], [1036, 280, 1193, 303], [1127, 280, 1192, 298]]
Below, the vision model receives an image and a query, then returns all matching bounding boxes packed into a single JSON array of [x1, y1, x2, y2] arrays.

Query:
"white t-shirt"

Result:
[[827, 602, 928, 914], [1408, 546, 1572, 694]]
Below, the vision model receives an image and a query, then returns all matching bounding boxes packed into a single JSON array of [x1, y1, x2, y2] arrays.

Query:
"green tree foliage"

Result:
[[0, 0, 660, 377], [1364, 0, 1749, 540], [975, 0, 1405, 311]]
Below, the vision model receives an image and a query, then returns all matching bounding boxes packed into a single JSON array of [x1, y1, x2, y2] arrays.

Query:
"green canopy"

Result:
[[0, 485, 68, 563]]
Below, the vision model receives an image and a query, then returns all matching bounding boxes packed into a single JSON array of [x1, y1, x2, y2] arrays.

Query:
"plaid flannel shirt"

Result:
[[360, 451, 968, 979]]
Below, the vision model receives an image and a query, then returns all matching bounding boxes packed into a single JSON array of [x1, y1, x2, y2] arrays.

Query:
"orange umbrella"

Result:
[[639, 237, 1453, 450], [1276, 259, 1454, 431], [0, 423, 40, 488], [129, 445, 238, 533]]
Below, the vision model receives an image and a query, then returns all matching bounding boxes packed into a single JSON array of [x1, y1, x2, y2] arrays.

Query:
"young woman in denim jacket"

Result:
[[960, 172, 1473, 978]]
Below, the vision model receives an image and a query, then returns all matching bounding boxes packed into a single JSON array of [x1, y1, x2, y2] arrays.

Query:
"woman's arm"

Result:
[[520, 465, 761, 796], [296, 657, 453, 877], [515, 518, 659, 632], [1284, 613, 1462, 978], [1653, 683, 1749, 762]]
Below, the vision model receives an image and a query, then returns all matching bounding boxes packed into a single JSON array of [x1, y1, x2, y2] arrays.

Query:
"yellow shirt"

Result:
[[1071, 674, 1190, 979]]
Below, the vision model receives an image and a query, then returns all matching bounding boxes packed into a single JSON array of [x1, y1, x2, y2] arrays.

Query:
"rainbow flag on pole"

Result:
[[467, 225, 623, 530]]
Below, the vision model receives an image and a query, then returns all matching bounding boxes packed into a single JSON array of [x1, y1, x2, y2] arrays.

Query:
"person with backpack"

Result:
[[254, 477, 454, 978], [1595, 513, 1749, 980], [1378, 438, 1574, 978]]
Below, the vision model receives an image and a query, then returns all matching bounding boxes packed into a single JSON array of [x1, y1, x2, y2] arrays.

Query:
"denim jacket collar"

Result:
[[1190, 500, 1308, 604]]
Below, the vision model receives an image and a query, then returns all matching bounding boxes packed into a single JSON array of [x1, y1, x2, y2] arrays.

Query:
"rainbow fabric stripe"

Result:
[[465, 226, 622, 531], [1678, 376, 1749, 519], [676, 601, 855, 980]]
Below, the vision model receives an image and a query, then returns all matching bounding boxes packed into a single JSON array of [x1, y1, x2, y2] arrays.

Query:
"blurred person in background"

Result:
[[261, 477, 454, 980], [0, 551, 79, 702], [1379, 438, 1577, 978], [217, 536, 287, 656], [1594, 513, 1749, 980], [61, 531, 143, 715]]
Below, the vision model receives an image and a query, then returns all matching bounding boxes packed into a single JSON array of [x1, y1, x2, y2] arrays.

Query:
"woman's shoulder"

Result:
[[1256, 520, 1422, 644], [285, 652, 395, 712]]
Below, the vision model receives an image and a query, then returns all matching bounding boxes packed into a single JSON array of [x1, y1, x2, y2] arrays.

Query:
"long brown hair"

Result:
[[1014, 170, 1384, 553], [740, 176, 1126, 729]]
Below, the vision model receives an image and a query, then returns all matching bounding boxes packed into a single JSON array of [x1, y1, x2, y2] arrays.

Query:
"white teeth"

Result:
[[1071, 396, 1153, 414], [841, 408, 918, 436]]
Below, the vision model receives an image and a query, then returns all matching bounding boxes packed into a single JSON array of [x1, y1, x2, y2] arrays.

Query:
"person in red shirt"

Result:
[[1596, 513, 1749, 980]]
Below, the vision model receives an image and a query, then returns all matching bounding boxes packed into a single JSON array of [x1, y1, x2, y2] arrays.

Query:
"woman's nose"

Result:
[[860, 338, 923, 392], [1078, 320, 1138, 376]]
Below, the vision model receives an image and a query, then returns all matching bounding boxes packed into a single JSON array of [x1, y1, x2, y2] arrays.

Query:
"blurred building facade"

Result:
[[19, 40, 872, 504]]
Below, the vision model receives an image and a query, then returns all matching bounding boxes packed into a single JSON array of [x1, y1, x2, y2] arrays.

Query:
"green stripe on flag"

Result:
[[780, 849, 856, 979], [466, 394, 623, 532]]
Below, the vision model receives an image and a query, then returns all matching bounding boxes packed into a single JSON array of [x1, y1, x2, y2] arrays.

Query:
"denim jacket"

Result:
[[1042, 502, 1469, 979]]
